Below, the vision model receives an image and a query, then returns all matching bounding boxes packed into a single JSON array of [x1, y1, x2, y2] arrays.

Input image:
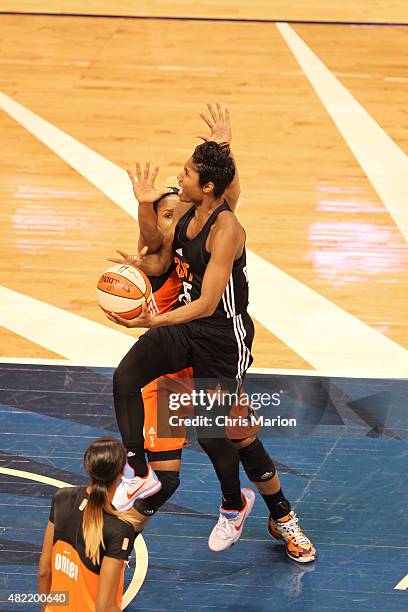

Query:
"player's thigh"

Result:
[[192, 316, 254, 381], [116, 325, 192, 387]]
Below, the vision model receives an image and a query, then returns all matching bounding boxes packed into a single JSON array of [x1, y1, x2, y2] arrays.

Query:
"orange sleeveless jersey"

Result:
[[144, 268, 192, 453], [45, 487, 135, 612]]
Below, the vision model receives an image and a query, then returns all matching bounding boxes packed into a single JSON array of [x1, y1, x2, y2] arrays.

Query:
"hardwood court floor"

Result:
[[2, 0, 408, 23], [0, 13, 407, 373]]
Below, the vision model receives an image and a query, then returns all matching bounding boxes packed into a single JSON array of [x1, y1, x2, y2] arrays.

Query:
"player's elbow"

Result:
[[144, 239, 162, 254], [38, 563, 51, 581], [141, 232, 163, 254]]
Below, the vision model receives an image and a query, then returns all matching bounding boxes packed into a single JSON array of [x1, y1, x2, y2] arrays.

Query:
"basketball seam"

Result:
[[96, 286, 144, 298]]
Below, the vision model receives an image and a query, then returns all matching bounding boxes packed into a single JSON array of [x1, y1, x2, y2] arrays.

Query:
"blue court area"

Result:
[[0, 363, 407, 611]]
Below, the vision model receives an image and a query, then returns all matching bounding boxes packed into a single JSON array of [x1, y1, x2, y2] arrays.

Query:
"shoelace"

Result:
[[216, 514, 234, 539], [277, 513, 310, 547]]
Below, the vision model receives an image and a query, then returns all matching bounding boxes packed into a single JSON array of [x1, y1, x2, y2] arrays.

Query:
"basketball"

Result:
[[96, 264, 152, 319]]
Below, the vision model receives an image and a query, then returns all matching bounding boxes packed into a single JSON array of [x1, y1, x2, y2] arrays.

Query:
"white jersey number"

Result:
[[179, 281, 193, 304], [243, 266, 249, 283]]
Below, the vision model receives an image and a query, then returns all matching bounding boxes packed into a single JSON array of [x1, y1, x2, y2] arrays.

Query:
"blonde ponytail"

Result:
[[82, 437, 138, 565]]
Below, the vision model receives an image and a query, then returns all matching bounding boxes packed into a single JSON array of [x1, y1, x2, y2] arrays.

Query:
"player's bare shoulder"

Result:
[[208, 209, 245, 258], [214, 209, 244, 238]]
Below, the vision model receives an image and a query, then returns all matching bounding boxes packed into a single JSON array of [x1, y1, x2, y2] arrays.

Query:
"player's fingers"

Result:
[[200, 112, 213, 129], [115, 249, 129, 258], [151, 165, 159, 182], [207, 103, 218, 123], [225, 107, 230, 124], [139, 246, 148, 257], [135, 162, 142, 181], [216, 102, 224, 122], [105, 313, 117, 323], [157, 187, 174, 198], [109, 312, 129, 326], [143, 161, 150, 180], [107, 258, 122, 263], [196, 133, 209, 141], [126, 169, 135, 183]]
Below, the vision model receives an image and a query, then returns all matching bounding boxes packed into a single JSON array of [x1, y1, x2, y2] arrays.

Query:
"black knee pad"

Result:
[[237, 438, 276, 482], [133, 471, 180, 516]]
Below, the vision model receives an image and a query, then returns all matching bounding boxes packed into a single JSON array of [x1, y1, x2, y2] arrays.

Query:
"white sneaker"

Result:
[[208, 488, 255, 552], [112, 465, 162, 511]]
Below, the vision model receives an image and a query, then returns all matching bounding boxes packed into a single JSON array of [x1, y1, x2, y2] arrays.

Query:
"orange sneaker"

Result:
[[268, 511, 316, 563]]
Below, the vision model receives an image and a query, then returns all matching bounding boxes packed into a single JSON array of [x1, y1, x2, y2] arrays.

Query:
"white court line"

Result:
[[247, 250, 408, 377], [0, 467, 147, 606], [394, 574, 408, 590], [1, 92, 408, 376], [0, 92, 136, 218], [276, 22, 408, 244], [0, 286, 135, 367]]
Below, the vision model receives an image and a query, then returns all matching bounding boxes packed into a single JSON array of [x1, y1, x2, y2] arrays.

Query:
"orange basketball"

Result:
[[96, 264, 152, 320]]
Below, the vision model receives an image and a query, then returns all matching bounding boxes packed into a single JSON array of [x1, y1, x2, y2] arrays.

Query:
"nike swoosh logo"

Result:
[[234, 500, 248, 531], [126, 483, 144, 500]]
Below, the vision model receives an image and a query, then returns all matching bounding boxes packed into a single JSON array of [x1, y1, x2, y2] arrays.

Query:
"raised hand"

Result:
[[127, 162, 172, 204], [197, 103, 232, 145], [107, 246, 148, 269]]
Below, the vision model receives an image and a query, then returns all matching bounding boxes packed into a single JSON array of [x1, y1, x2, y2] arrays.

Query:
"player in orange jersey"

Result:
[[38, 438, 140, 612]]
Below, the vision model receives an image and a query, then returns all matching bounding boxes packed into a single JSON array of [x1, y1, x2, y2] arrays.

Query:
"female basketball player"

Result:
[[38, 437, 140, 612], [108, 105, 316, 562]]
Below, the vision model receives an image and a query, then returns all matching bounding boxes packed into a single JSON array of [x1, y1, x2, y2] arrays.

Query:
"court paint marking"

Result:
[[276, 22, 408, 244], [0, 92, 135, 217], [0, 286, 135, 366], [247, 250, 408, 377], [394, 574, 408, 590], [2, 93, 408, 375], [0, 467, 148, 606]]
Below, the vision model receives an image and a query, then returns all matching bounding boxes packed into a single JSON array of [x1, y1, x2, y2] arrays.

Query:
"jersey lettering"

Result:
[[179, 281, 193, 304], [55, 552, 79, 581], [174, 257, 191, 280]]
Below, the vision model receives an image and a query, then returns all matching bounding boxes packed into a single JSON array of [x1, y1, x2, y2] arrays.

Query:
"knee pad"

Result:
[[134, 471, 180, 516], [238, 438, 276, 482]]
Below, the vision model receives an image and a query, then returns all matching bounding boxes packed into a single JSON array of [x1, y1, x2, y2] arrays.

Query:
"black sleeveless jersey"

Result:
[[173, 201, 249, 326]]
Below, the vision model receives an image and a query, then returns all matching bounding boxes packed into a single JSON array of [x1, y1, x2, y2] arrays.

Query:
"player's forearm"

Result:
[[38, 568, 52, 598], [139, 252, 169, 277], [151, 297, 215, 327], [138, 203, 163, 253], [224, 149, 240, 212]]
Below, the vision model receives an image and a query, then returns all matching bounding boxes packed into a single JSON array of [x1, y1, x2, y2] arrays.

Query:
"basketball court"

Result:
[[0, 1, 407, 610]]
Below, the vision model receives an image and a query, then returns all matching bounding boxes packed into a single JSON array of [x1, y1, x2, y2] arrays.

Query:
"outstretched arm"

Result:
[[107, 246, 171, 277], [197, 103, 241, 211], [106, 217, 243, 329], [127, 162, 171, 253]]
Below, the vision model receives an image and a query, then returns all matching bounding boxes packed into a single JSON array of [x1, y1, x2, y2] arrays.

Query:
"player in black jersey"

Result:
[[108, 104, 316, 561]]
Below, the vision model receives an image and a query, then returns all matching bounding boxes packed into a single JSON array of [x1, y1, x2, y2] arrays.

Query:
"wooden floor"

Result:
[[0, 10, 407, 372], [1, 0, 408, 23]]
